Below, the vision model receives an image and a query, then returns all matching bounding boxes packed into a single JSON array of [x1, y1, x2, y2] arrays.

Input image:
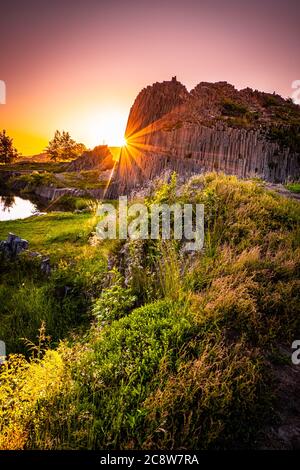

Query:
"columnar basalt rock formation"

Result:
[[107, 78, 300, 197], [67, 145, 114, 172]]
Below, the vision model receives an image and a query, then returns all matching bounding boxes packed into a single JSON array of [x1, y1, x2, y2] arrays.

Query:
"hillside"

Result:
[[0, 173, 299, 449]]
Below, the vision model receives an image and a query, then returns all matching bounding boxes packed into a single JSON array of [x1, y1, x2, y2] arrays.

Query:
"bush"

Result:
[[55, 195, 96, 212], [0, 349, 70, 450], [92, 270, 136, 322], [13, 171, 62, 193], [267, 124, 300, 153], [221, 99, 248, 117]]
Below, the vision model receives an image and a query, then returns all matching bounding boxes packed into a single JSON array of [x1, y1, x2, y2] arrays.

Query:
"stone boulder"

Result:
[[0, 233, 51, 276], [0, 233, 29, 257]]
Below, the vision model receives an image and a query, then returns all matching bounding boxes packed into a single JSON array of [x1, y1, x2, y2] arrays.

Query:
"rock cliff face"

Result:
[[67, 145, 114, 172], [107, 78, 300, 197]]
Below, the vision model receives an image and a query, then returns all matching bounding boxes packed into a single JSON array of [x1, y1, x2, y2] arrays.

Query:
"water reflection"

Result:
[[0, 195, 39, 221]]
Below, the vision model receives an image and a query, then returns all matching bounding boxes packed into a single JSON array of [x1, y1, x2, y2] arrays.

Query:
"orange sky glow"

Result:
[[1, 0, 299, 155]]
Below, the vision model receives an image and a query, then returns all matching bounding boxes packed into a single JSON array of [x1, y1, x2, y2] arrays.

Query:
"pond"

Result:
[[0, 195, 42, 221]]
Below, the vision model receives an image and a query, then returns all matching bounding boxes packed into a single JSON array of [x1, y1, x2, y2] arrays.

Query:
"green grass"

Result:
[[286, 182, 300, 194], [2, 166, 107, 195], [0, 161, 65, 173], [0, 212, 98, 257], [51, 195, 97, 212], [0, 173, 299, 450], [9, 171, 64, 193], [57, 170, 107, 190], [0, 212, 106, 354]]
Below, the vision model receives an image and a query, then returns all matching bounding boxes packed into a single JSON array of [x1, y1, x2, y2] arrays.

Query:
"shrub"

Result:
[[92, 270, 136, 322], [55, 195, 96, 212], [0, 349, 69, 450], [267, 124, 300, 153], [221, 99, 248, 117], [13, 171, 62, 193]]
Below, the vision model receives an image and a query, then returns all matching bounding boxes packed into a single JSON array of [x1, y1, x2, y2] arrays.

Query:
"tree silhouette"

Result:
[[45, 130, 86, 161], [1, 195, 15, 211], [0, 130, 20, 164]]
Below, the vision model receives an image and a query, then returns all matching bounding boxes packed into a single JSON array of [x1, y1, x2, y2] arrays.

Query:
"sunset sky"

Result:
[[0, 0, 299, 155]]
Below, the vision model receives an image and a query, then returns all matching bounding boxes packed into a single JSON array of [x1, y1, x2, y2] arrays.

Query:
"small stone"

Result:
[[41, 257, 51, 276]]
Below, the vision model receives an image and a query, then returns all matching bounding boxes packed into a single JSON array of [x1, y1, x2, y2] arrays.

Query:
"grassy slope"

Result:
[[0, 173, 299, 450], [0, 212, 98, 258], [0, 161, 65, 172], [0, 212, 106, 353], [1, 163, 107, 191]]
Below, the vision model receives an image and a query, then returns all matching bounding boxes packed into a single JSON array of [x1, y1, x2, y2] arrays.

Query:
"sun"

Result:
[[94, 109, 127, 147], [69, 109, 128, 149]]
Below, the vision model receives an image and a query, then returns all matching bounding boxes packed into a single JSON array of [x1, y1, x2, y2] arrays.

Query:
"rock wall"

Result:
[[107, 78, 300, 197], [35, 186, 105, 201], [66, 145, 114, 172]]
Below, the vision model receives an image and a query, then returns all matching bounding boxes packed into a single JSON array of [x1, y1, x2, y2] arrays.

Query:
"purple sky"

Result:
[[0, 0, 299, 153]]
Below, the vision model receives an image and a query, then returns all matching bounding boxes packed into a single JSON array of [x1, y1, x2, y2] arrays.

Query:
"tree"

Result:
[[0, 130, 20, 164], [45, 130, 86, 161]]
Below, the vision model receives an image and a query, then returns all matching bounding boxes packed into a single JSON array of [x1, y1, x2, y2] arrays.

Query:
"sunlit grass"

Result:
[[0, 212, 98, 258], [0, 173, 299, 450]]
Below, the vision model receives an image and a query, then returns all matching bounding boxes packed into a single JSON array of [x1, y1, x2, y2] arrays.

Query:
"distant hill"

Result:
[[19, 153, 50, 163], [20, 147, 122, 165]]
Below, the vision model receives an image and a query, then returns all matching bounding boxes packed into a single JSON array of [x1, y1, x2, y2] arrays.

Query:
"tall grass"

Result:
[[0, 173, 299, 449]]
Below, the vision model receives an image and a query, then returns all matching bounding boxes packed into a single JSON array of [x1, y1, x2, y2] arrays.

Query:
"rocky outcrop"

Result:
[[126, 77, 189, 139], [66, 145, 114, 172], [107, 78, 300, 197], [34, 186, 105, 200], [0, 233, 28, 257], [35, 186, 89, 200], [0, 233, 51, 275]]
